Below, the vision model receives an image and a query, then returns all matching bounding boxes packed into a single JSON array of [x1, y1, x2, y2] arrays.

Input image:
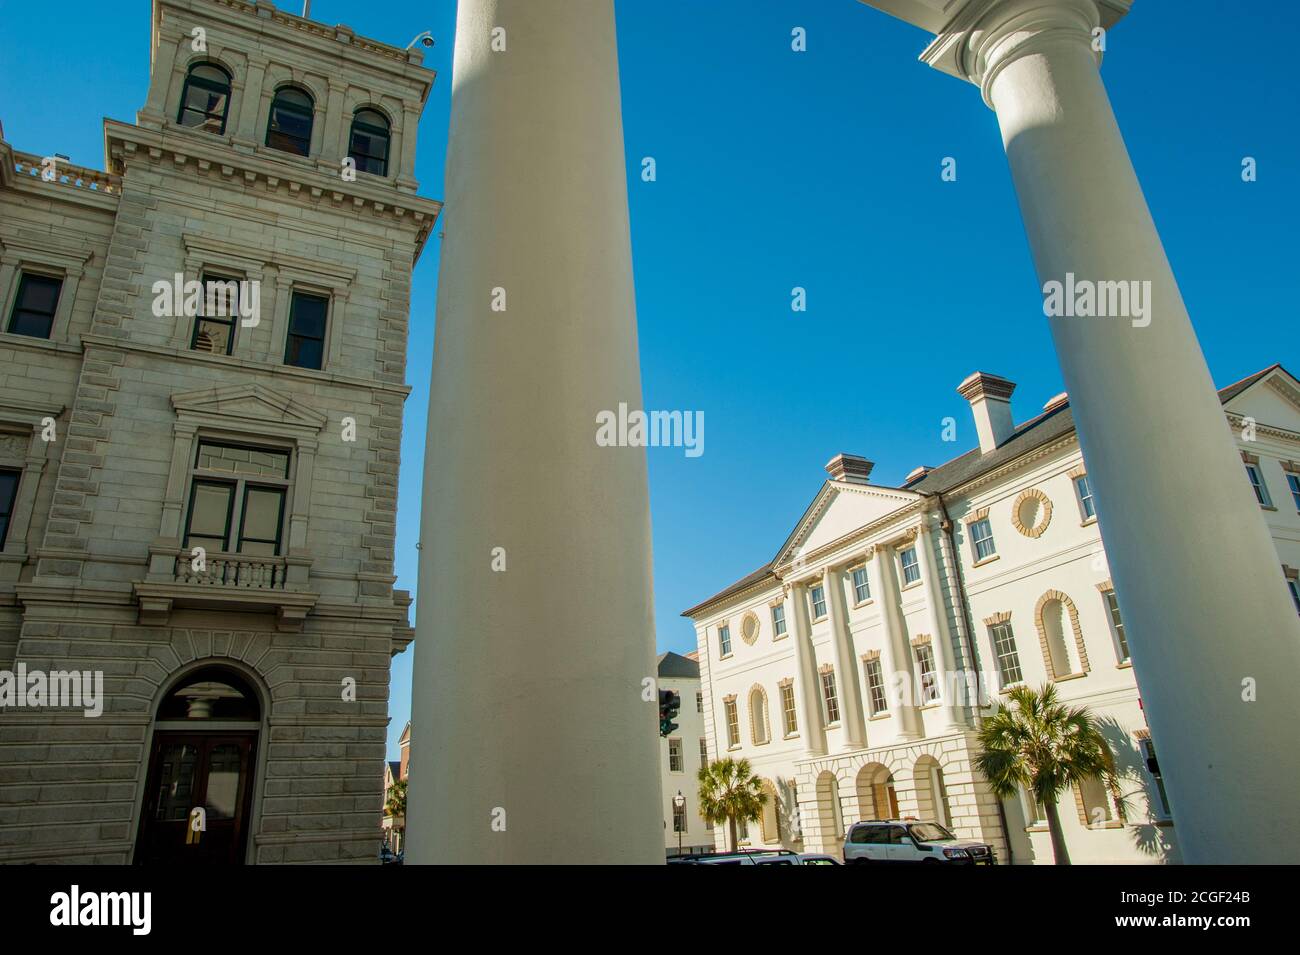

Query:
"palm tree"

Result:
[[384, 778, 407, 821], [698, 757, 767, 851], [974, 683, 1122, 865]]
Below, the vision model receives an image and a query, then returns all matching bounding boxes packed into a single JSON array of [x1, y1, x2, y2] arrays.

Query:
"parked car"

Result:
[[671, 848, 802, 865], [797, 853, 842, 865], [842, 820, 995, 865]]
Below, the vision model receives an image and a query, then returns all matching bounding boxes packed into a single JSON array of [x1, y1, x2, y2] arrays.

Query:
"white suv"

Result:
[[842, 820, 996, 865]]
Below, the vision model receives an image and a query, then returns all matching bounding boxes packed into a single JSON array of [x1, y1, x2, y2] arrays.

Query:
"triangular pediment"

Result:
[[773, 480, 923, 569], [171, 383, 327, 434], [1222, 366, 1300, 433]]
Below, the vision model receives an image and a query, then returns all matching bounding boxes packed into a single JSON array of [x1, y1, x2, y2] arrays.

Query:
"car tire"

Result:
[[850, 857, 872, 865]]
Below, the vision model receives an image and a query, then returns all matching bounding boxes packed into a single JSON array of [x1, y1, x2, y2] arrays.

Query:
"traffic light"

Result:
[[658, 689, 681, 738]]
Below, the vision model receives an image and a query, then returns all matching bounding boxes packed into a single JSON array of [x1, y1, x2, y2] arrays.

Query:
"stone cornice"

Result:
[[104, 120, 442, 259]]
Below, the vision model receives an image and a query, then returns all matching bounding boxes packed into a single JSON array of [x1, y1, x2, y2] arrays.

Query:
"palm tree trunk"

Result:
[[728, 816, 738, 852], [1044, 799, 1071, 865]]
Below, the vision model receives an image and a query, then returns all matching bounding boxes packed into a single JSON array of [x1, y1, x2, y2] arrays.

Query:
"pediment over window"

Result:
[[171, 383, 327, 438]]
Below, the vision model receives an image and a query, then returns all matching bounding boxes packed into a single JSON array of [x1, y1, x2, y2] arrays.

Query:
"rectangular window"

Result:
[[771, 603, 787, 637], [695, 691, 703, 714], [1140, 738, 1170, 819], [1103, 590, 1130, 662], [284, 291, 329, 370], [820, 669, 840, 725], [184, 442, 290, 559], [718, 624, 732, 657], [725, 699, 740, 747], [1288, 578, 1300, 615], [990, 622, 1023, 687], [779, 683, 798, 736], [810, 585, 827, 619], [851, 566, 871, 603], [668, 738, 683, 773], [6, 272, 63, 339], [673, 800, 687, 834], [900, 547, 920, 585], [1075, 474, 1095, 520], [915, 644, 939, 703], [699, 738, 709, 772], [1245, 463, 1272, 507], [1287, 473, 1300, 511], [190, 274, 240, 355], [970, 518, 996, 561], [864, 658, 887, 715], [0, 468, 21, 548]]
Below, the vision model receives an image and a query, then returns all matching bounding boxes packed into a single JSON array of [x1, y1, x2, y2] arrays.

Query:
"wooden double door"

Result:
[[135, 731, 258, 865]]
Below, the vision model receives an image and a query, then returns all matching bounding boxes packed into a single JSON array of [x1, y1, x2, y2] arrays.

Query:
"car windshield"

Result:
[[909, 823, 956, 842]]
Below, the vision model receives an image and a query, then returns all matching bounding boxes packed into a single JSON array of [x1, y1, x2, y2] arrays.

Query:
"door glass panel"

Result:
[[239, 487, 284, 555], [205, 744, 242, 819], [152, 743, 199, 822]]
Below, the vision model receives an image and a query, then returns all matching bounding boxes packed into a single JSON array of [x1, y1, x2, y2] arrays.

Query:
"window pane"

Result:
[[239, 487, 284, 553], [8, 274, 62, 338], [192, 318, 233, 355], [289, 293, 328, 338], [187, 481, 233, 545], [197, 443, 289, 478], [285, 335, 323, 370]]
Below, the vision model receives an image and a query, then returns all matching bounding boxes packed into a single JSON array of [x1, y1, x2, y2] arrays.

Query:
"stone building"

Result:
[[0, 0, 440, 864], [684, 363, 1300, 864], [656, 651, 713, 857]]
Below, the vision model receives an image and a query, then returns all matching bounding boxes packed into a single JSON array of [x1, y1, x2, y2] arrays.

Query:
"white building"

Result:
[[657, 651, 714, 856], [684, 363, 1300, 864]]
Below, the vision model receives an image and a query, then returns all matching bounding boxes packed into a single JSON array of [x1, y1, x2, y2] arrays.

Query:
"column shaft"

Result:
[[407, 0, 661, 864], [787, 582, 828, 755], [915, 517, 964, 730], [824, 566, 867, 749], [970, 0, 1300, 862], [873, 546, 922, 740]]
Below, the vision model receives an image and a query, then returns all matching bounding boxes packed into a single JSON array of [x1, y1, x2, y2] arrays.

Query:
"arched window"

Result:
[[265, 86, 314, 156], [348, 108, 391, 176], [748, 685, 770, 745], [178, 63, 233, 134], [156, 668, 260, 722]]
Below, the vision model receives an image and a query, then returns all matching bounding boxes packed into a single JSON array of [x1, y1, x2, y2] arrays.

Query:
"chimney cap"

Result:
[[957, 371, 1016, 402], [905, 465, 933, 483], [1043, 391, 1069, 412], [825, 453, 874, 484]]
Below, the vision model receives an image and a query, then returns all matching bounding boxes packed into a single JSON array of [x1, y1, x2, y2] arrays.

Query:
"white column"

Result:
[[824, 565, 867, 749], [407, 0, 661, 864], [787, 582, 828, 755], [872, 545, 922, 741], [930, 0, 1300, 862], [914, 515, 964, 730]]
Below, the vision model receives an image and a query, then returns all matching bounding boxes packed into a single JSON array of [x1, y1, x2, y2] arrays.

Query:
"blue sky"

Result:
[[2, 1, 1296, 760]]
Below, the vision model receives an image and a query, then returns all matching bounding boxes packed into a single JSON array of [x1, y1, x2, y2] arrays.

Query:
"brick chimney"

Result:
[[957, 372, 1016, 454], [825, 453, 874, 484]]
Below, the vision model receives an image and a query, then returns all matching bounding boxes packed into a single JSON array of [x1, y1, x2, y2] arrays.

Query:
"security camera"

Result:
[[406, 30, 435, 51]]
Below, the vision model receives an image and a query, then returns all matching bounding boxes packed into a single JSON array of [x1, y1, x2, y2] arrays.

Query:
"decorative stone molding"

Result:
[[1011, 488, 1053, 539], [1033, 589, 1090, 678], [722, 693, 737, 704], [1067, 464, 1088, 480], [818, 663, 835, 675], [1133, 728, 1151, 741], [859, 650, 881, 662], [740, 610, 761, 646], [910, 633, 932, 648], [1241, 450, 1260, 466], [1281, 460, 1300, 474], [983, 610, 1012, 626], [777, 676, 794, 688], [964, 507, 990, 524], [1283, 565, 1298, 581], [1095, 578, 1115, 592]]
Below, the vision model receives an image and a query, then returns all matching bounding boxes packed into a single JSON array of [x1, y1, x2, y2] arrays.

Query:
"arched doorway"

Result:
[[758, 778, 781, 844], [856, 763, 899, 820], [134, 666, 262, 865], [815, 771, 845, 846]]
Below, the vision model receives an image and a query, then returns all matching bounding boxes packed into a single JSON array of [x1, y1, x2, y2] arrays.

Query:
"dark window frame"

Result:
[[189, 273, 241, 356], [0, 468, 22, 549], [6, 271, 63, 339], [265, 85, 315, 157], [177, 62, 233, 135], [348, 108, 391, 177], [183, 440, 293, 558], [284, 290, 330, 370], [182, 478, 236, 553]]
